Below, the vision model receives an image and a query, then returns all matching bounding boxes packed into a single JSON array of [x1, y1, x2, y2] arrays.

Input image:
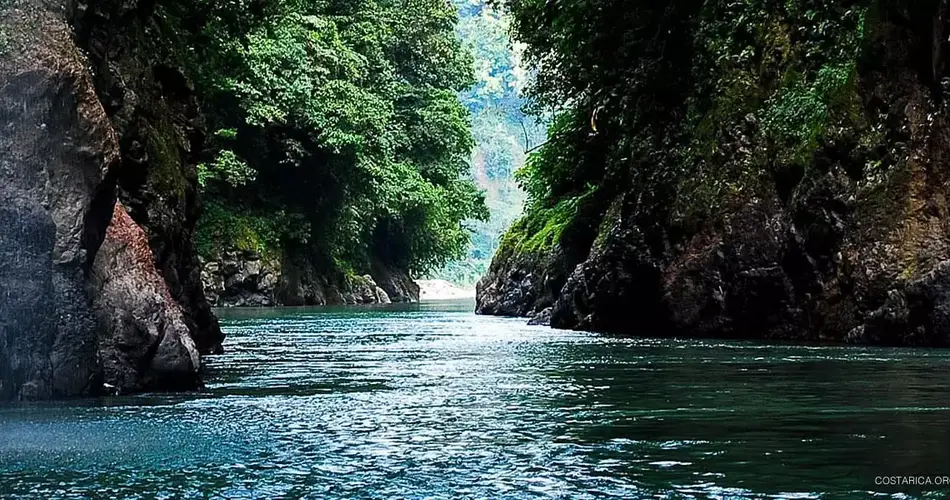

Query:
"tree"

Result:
[[187, 0, 488, 277]]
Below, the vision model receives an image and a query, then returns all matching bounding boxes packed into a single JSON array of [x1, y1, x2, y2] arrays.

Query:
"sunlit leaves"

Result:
[[197, 150, 257, 188], [192, 0, 485, 275]]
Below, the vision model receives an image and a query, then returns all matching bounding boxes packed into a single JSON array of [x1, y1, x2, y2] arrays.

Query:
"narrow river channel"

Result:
[[2, 300, 950, 498]]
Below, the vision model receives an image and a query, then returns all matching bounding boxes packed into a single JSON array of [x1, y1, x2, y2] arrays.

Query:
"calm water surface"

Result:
[[2, 300, 950, 498]]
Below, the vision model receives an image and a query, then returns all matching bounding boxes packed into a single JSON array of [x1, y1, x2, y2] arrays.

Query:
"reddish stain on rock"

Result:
[[91, 202, 201, 393], [105, 203, 177, 305]]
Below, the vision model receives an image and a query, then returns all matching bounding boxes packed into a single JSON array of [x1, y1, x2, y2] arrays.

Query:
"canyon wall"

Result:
[[479, 1, 950, 347], [0, 0, 220, 399]]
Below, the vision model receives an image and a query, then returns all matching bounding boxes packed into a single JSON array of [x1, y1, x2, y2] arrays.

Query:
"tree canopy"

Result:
[[184, 0, 488, 276], [498, 0, 875, 255]]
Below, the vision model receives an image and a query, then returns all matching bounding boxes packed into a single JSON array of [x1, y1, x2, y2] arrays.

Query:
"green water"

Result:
[[2, 300, 950, 499]]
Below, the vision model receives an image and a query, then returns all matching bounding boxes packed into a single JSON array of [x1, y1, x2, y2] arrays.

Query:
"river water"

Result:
[[1, 300, 950, 498]]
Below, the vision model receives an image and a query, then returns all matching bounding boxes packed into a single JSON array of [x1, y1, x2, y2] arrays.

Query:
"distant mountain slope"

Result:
[[433, 0, 546, 286]]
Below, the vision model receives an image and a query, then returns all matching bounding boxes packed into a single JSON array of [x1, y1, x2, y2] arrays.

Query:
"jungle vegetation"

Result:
[[184, 0, 489, 278]]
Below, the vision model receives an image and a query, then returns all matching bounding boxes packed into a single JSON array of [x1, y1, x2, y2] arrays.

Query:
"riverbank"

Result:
[[417, 279, 476, 301]]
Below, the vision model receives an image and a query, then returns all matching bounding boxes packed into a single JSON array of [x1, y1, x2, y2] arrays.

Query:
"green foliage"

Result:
[[757, 4, 867, 167], [763, 61, 858, 165], [436, 258, 489, 286], [188, 0, 487, 276], [146, 121, 190, 199], [514, 110, 587, 208], [214, 128, 238, 140], [500, 0, 881, 249], [197, 149, 257, 187], [196, 200, 289, 259], [502, 198, 574, 253], [427, 0, 547, 285], [500, 184, 595, 255]]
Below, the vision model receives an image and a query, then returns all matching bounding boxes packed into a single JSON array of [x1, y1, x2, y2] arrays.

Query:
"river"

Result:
[[1, 300, 949, 498]]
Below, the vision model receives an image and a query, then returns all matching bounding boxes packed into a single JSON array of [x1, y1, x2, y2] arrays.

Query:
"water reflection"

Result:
[[550, 340, 950, 496]]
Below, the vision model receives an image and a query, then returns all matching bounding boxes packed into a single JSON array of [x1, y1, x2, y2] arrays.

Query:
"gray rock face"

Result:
[[0, 0, 211, 400], [0, 1, 119, 400], [203, 245, 414, 308], [343, 275, 393, 305], [370, 258, 419, 304], [476, 247, 568, 318], [90, 204, 200, 393], [527, 307, 553, 326], [0, 197, 59, 400], [202, 250, 281, 307], [480, 161, 950, 346]]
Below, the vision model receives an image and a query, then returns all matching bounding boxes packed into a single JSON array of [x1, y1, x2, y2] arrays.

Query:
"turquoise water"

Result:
[[2, 300, 950, 498]]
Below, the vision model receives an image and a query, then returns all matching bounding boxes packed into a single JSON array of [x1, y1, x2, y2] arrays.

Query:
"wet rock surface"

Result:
[[482, 157, 950, 347], [0, 197, 62, 400]]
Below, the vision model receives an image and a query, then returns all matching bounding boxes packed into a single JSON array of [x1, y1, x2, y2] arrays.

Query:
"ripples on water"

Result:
[[2, 300, 950, 498]]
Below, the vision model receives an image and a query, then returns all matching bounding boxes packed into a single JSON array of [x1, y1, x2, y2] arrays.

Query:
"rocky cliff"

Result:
[[77, 0, 223, 353], [0, 0, 219, 400], [91, 204, 201, 393], [201, 247, 417, 308], [0, 0, 118, 400], [478, 1, 950, 347]]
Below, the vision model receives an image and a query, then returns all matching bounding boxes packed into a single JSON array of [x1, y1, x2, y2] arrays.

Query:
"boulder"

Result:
[[90, 204, 200, 393]]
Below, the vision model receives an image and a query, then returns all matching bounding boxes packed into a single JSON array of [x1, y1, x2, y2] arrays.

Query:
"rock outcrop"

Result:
[[90, 204, 201, 393], [477, 2, 950, 347], [201, 250, 281, 307], [0, 0, 119, 400], [77, 0, 224, 353], [369, 258, 420, 304], [0, 0, 219, 399], [476, 247, 567, 320], [201, 245, 414, 307]]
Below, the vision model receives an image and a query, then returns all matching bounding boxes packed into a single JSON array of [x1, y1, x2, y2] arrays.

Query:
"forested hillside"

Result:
[[433, 0, 546, 286], [478, 0, 950, 346], [181, 0, 489, 305]]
